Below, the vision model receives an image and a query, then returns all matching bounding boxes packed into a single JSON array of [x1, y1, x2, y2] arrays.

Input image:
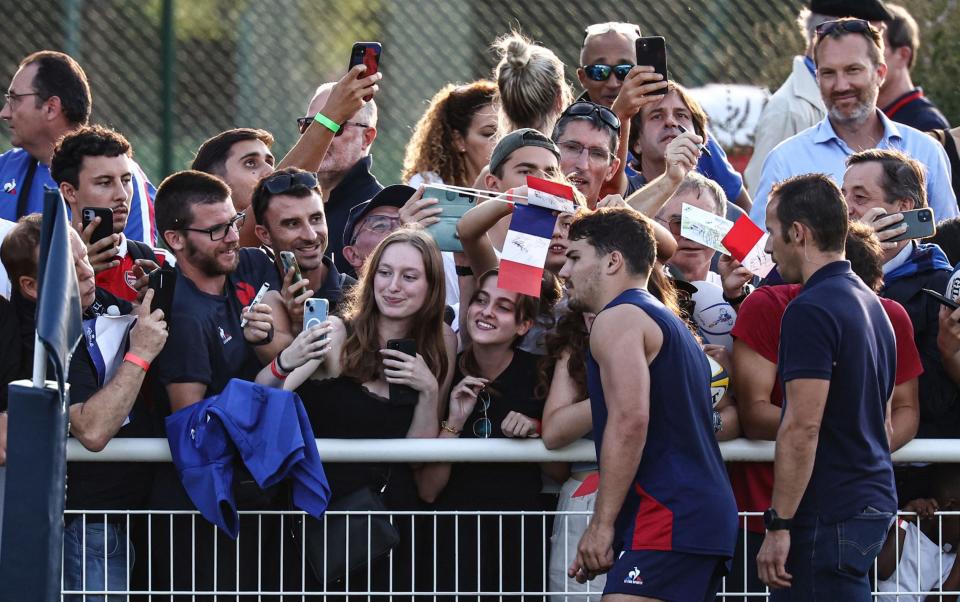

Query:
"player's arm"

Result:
[[770, 377, 829, 518], [732, 339, 781, 441]]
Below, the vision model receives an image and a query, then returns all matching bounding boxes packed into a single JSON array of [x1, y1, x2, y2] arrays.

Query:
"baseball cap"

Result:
[[342, 184, 414, 246], [810, 0, 892, 21], [488, 128, 561, 175]]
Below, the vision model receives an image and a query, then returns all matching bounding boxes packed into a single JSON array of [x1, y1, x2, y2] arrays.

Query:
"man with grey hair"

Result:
[[744, 0, 892, 194], [301, 83, 382, 275]]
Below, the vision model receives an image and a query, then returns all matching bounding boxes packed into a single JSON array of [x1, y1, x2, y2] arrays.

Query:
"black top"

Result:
[[0, 296, 22, 411], [325, 155, 383, 277], [435, 350, 544, 510], [883, 88, 950, 132], [297, 375, 421, 510], [153, 248, 278, 399]]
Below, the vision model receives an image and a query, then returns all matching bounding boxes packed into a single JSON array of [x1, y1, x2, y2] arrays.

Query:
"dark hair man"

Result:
[[560, 207, 736, 599], [750, 18, 957, 228], [756, 173, 897, 597], [51, 125, 171, 302], [551, 101, 621, 209], [878, 3, 950, 131], [0, 51, 157, 244], [745, 0, 894, 193], [0, 214, 168, 597]]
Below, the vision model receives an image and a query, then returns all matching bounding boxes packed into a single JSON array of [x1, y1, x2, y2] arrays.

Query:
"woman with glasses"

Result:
[[422, 269, 555, 600], [402, 80, 498, 189], [258, 227, 457, 594]]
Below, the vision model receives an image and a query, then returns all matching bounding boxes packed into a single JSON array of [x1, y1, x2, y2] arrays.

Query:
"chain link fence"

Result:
[[1, 0, 957, 187]]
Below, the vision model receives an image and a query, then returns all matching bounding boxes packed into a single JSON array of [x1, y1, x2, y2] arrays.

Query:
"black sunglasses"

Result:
[[263, 171, 319, 195], [815, 18, 874, 39], [582, 64, 634, 82], [296, 117, 369, 136], [561, 101, 621, 132]]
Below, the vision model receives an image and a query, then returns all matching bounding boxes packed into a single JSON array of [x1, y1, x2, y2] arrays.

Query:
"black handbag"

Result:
[[299, 486, 401, 585]]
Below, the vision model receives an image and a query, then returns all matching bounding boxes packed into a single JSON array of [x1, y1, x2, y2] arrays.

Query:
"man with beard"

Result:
[[749, 18, 956, 228], [560, 207, 736, 600]]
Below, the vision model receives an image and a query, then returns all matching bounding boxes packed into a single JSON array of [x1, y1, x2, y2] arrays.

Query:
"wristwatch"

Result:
[[763, 508, 792, 531], [723, 283, 753, 306]]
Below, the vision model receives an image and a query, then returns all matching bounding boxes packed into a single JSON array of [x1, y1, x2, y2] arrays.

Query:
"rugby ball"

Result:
[[707, 355, 729, 408]]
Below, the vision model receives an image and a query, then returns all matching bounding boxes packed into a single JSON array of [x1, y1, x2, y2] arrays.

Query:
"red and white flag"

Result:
[[721, 215, 775, 278]]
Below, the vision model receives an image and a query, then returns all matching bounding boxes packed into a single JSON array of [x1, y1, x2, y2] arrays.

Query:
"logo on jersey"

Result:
[[235, 281, 256, 307], [2, 178, 15, 194], [624, 567, 644, 585], [124, 270, 139, 290], [218, 326, 233, 345]]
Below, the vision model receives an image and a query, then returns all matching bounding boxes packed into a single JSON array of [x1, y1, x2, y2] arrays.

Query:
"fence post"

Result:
[[160, 0, 175, 178]]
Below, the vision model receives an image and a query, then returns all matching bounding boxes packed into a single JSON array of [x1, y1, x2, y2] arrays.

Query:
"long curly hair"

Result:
[[402, 81, 497, 187], [340, 228, 450, 388]]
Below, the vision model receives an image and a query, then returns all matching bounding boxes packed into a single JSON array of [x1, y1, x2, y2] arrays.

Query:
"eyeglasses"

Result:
[[296, 118, 369, 135], [815, 18, 875, 39], [263, 171, 318, 195], [655, 215, 682, 236], [3, 91, 40, 105], [558, 140, 613, 166], [561, 101, 621, 132], [472, 390, 492, 438], [181, 212, 246, 241], [353, 214, 401, 244], [582, 64, 634, 82]]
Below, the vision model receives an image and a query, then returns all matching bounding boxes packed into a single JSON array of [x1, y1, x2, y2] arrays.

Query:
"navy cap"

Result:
[[489, 128, 561, 175], [810, 0, 892, 21], [342, 184, 414, 246]]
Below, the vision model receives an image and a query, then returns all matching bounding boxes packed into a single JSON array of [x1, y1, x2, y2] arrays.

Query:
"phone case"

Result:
[[922, 288, 960, 310], [82, 207, 114, 244], [304, 298, 329, 332], [386, 339, 418, 405], [423, 187, 477, 252], [349, 42, 381, 101], [882, 208, 936, 242], [636, 36, 668, 94], [148, 267, 177, 322], [279, 251, 302, 285]]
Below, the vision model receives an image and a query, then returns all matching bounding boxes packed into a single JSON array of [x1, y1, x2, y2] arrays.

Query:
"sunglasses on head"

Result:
[[815, 18, 874, 39], [582, 63, 634, 82], [561, 101, 622, 132], [263, 171, 318, 195], [296, 117, 369, 136]]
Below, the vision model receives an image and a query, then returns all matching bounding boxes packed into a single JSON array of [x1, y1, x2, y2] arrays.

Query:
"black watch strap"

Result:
[[763, 508, 792, 531]]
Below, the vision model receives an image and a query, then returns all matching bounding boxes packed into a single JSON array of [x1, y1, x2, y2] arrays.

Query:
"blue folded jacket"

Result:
[[166, 378, 331, 538]]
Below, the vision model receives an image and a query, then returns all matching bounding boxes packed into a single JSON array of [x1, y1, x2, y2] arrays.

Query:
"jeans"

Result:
[[771, 507, 893, 601], [62, 517, 133, 601]]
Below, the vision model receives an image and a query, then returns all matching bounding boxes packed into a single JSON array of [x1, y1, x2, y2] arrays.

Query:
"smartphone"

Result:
[[147, 266, 177, 324], [423, 186, 477, 252], [349, 42, 382, 102], [386, 338, 418, 405], [279, 251, 302, 286], [922, 288, 960, 310], [303, 297, 329, 333], [880, 208, 936, 242], [81, 207, 114, 245], [635, 36, 668, 94]]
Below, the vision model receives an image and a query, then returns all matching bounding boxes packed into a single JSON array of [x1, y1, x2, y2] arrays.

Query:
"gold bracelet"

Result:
[[440, 420, 461, 435]]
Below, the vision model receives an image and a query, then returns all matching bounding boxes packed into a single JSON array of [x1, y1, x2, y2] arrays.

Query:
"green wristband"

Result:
[[312, 111, 341, 134]]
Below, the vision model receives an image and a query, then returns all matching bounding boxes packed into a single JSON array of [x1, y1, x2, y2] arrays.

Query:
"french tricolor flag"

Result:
[[497, 177, 575, 297]]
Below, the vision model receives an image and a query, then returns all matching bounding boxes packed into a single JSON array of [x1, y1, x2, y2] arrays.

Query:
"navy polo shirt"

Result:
[[310, 254, 355, 316], [778, 261, 897, 524]]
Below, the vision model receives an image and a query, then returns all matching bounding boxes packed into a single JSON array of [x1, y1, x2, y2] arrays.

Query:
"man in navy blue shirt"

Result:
[[757, 173, 897, 598], [560, 207, 736, 600]]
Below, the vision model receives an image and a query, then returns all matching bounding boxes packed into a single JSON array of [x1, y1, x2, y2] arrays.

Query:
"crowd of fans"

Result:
[[0, 0, 959, 599]]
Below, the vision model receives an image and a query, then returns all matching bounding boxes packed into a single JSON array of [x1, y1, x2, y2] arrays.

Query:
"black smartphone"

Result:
[[349, 42, 382, 102], [923, 288, 960, 310], [386, 338, 417, 405], [879, 208, 936, 242], [635, 36, 668, 94], [81, 207, 114, 244], [279, 251, 302, 286], [148, 266, 177, 324]]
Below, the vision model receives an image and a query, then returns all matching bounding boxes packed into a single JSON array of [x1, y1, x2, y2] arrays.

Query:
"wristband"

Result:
[[270, 358, 288, 380], [123, 352, 150, 372], [275, 350, 292, 374], [440, 420, 461, 435], [312, 111, 341, 134]]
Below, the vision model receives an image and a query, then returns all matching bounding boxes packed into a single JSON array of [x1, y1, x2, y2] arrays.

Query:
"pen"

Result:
[[677, 124, 712, 158], [240, 283, 270, 327]]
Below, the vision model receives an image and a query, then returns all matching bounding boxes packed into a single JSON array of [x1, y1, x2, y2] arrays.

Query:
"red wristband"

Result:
[[531, 418, 542, 435], [270, 358, 288, 380], [123, 352, 150, 372]]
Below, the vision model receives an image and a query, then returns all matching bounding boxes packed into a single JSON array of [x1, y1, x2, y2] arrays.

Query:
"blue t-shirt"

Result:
[[153, 248, 280, 398], [586, 288, 737, 557], [0, 147, 157, 244], [778, 261, 897, 524]]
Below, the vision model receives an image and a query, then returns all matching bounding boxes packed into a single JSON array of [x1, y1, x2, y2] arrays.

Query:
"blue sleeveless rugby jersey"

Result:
[[586, 288, 737, 557]]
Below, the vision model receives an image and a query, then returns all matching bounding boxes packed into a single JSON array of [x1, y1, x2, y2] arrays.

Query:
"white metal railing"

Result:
[[65, 437, 960, 463]]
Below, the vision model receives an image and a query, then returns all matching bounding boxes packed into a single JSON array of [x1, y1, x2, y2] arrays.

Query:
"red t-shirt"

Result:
[[94, 236, 171, 302], [729, 284, 923, 532]]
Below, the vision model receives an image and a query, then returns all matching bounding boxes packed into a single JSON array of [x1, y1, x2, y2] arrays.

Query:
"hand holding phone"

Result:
[[423, 187, 477, 252], [385, 338, 418, 405], [635, 36, 668, 95], [304, 298, 329, 334], [349, 42, 382, 102], [82, 207, 115, 245], [147, 266, 177, 325], [879, 208, 936, 242], [279, 251, 303, 285]]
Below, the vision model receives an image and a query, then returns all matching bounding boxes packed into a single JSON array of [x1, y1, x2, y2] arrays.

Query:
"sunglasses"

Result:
[[582, 64, 634, 82], [561, 101, 621, 132], [472, 390, 493, 438], [263, 171, 318, 195], [815, 18, 874, 39], [296, 117, 369, 135]]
